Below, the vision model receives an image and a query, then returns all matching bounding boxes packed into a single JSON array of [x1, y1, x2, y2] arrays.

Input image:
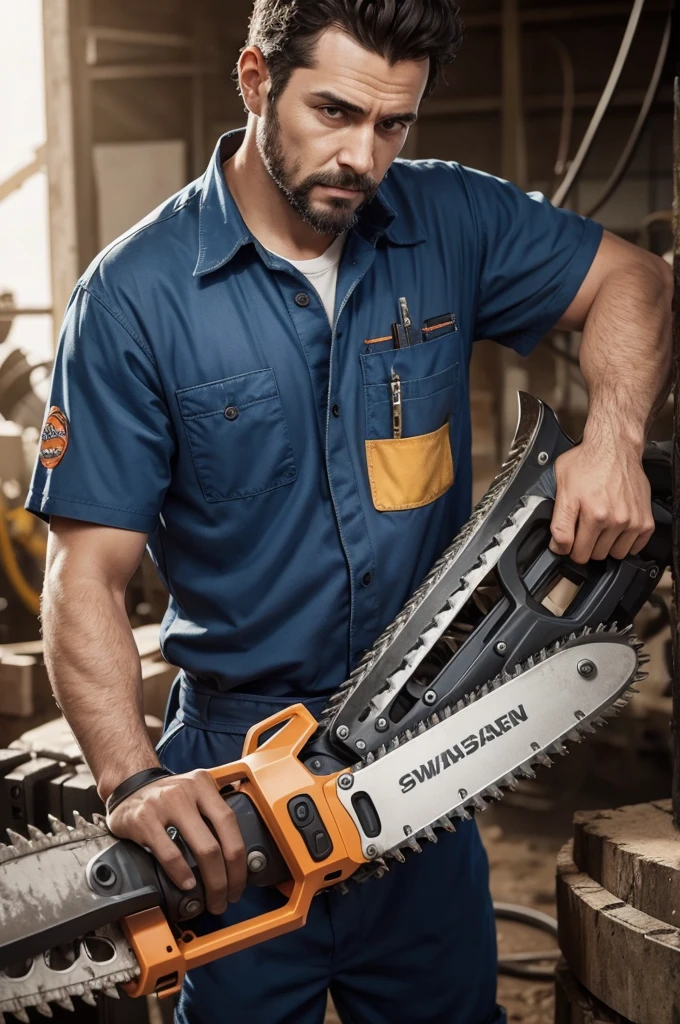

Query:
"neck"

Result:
[[224, 118, 337, 261]]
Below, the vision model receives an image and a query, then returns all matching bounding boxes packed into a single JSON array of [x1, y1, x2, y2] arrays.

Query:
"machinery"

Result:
[[0, 393, 671, 1021]]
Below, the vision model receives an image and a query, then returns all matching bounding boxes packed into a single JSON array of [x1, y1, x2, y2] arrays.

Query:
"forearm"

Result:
[[42, 574, 160, 801], [579, 259, 672, 458]]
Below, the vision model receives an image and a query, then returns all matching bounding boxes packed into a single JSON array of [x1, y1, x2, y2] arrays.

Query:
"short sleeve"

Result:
[[26, 285, 175, 532], [462, 167, 604, 355]]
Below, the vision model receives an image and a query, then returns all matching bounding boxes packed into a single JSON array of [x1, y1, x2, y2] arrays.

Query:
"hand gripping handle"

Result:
[[122, 704, 367, 999]]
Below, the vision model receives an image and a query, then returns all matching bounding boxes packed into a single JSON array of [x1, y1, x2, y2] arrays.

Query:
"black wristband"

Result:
[[105, 767, 174, 815]]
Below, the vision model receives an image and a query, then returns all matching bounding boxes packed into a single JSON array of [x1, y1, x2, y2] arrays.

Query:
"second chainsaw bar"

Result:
[[336, 627, 642, 860]]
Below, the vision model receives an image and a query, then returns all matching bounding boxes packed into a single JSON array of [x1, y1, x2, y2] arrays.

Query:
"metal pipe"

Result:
[[552, 0, 647, 208], [672, 76, 680, 829]]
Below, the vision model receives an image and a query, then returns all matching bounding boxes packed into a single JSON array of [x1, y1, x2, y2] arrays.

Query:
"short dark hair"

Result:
[[244, 0, 463, 102]]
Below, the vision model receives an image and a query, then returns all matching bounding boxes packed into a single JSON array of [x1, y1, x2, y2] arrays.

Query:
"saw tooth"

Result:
[[48, 814, 70, 834], [637, 654, 651, 666], [596, 622, 607, 633], [6, 829, 32, 851], [634, 673, 648, 683], [337, 882, 349, 894], [35, 1003, 53, 1018], [500, 773, 518, 790], [0, 845, 16, 863], [535, 751, 553, 767], [485, 785, 503, 801], [27, 824, 47, 842], [14, 1012, 30, 1024], [579, 722, 596, 735], [549, 740, 568, 756], [104, 988, 120, 1000], [390, 847, 407, 863], [80, 991, 97, 1007], [406, 837, 422, 853], [453, 806, 472, 821], [566, 729, 583, 743], [429, 712, 440, 726], [376, 744, 387, 758], [417, 722, 427, 736], [422, 826, 438, 843], [56, 996, 75, 1012], [364, 751, 375, 764], [472, 795, 487, 812], [438, 815, 456, 832]]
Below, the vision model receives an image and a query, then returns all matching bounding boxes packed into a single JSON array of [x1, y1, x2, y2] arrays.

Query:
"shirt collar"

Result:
[[194, 130, 425, 278]]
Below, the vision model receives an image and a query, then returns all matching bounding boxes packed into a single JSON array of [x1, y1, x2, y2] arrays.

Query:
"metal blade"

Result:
[[337, 631, 638, 860]]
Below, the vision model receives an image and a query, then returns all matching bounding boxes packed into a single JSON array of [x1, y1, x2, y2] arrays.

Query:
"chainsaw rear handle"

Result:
[[121, 704, 367, 1000]]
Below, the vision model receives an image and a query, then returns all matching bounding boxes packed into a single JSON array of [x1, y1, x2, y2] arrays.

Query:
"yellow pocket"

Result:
[[365, 422, 454, 512]]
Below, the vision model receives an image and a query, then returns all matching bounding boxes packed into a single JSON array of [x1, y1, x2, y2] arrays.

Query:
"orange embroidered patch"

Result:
[[40, 406, 69, 469]]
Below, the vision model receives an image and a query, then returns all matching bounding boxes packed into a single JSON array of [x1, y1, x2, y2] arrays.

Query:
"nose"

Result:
[[337, 125, 375, 178]]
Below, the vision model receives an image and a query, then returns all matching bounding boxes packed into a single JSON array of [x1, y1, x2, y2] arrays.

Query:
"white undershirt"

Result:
[[268, 234, 347, 327]]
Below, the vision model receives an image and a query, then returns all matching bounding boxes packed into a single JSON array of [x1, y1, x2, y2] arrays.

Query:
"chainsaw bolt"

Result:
[[375, 717, 389, 731], [494, 641, 507, 655], [366, 844, 378, 858], [538, 451, 549, 466], [649, 566, 659, 579], [247, 851, 268, 874], [336, 725, 350, 741], [338, 774, 354, 790], [178, 897, 203, 918], [423, 690, 437, 706], [577, 660, 597, 679], [356, 740, 366, 751]]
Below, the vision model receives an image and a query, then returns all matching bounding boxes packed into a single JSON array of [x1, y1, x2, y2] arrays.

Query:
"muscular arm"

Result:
[[558, 230, 672, 452], [549, 231, 672, 563], [42, 517, 157, 799], [42, 517, 246, 912]]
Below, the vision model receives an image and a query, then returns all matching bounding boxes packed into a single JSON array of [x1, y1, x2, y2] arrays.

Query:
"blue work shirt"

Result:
[[27, 130, 603, 698]]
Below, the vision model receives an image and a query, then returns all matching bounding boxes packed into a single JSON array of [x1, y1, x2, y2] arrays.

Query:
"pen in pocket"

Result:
[[391, 371, 402, 439]]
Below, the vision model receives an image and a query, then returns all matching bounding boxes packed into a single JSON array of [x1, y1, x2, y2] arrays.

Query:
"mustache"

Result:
[[305, 171, 379, 195]]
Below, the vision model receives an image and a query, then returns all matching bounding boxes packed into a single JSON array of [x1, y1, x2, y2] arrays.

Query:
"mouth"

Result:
[[318, 185, 362, 200]]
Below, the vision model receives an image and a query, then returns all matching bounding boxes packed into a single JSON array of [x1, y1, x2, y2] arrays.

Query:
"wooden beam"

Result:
[[42, 0, 79, 345]]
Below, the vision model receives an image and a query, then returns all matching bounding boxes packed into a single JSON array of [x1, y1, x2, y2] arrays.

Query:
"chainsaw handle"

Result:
[[123, 704, 367, 1000]]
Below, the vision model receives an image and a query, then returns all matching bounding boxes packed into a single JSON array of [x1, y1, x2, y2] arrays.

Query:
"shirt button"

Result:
[[362, 572, 373, 588], [224, 406, 239, 421], [332, 404, 340, 418], [295, 292, 310, 307]]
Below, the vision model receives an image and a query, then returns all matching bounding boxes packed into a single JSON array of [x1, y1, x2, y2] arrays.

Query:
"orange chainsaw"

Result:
[[0, 394, 670, 1021]]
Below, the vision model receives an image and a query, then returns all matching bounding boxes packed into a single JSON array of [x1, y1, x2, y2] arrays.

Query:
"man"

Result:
[[27, 1, 671, 1021]]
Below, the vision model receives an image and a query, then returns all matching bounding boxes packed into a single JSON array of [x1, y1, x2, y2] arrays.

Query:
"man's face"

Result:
[[256, 28, 429, 235]]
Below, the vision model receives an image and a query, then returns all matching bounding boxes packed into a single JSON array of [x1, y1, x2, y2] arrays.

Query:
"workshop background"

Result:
[[0, 2, 677, 1023]]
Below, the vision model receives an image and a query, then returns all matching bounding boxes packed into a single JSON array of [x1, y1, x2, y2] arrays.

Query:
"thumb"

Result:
[[550, 493, 580, 555]]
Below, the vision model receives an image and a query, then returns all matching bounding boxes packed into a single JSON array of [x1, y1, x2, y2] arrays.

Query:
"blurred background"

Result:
[[0, 2, 676, 1022]]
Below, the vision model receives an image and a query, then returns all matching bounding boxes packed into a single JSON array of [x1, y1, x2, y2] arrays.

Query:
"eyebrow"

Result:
[[310, 90, 418, 125]]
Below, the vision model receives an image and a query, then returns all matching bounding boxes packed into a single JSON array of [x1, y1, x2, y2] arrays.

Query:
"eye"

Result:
[[380, 119, 408, 134], [320, 106, 346, 121]]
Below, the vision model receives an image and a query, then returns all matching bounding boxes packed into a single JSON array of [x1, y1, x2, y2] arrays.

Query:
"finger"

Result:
[[591, 524, 630, 562], [609, 526, 651, 561], [142, 826, 198, 893], [629, 522, 656, 557], [196, 784, 248, 904], [549, 495, 580, 555], [177, 812, 230, 915], [570, 514, 605, 565]]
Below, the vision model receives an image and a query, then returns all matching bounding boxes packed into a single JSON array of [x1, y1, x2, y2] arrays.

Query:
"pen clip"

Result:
[[398, 297, 414, 347], [391, 372, 402, 439]]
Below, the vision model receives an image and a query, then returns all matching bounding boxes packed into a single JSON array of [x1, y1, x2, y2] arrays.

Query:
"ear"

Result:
[[238, 45, 271, 116]]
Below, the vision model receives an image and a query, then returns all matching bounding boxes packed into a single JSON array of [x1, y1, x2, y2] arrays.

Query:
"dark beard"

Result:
[[257, 103, 380, 235]]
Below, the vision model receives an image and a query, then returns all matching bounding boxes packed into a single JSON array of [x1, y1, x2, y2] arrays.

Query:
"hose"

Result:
[[494, 902, 560, 982], [0, 494, 41, 616], [552, 0, 646, 209], [583, 8, 673, 219]]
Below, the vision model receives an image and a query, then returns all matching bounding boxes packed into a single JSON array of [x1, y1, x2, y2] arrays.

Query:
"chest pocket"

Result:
[[177, 369, 297, 502], [360, 329, 460, 512]]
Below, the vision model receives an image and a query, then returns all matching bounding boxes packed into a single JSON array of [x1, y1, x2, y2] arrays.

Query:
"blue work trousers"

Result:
[[158, 679, 506, 1024]]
